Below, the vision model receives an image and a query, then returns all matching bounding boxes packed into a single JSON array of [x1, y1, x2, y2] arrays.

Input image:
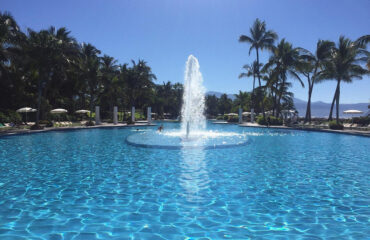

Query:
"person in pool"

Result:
[[158, 124, 164, 132]]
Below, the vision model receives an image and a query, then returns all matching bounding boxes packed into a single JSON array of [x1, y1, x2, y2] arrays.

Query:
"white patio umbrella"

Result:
[[265, 110, 273, 115], [51, 109, 68, 122], [75, 109, 90, 120], [242, 112, 256, 116], [75, 109, 90, 114], [50, 108, 68, 114], [16, 107, 37, 123], [343, 109, 363, 123], [226, 113, 238, 116], [281, 110, 296, 114], [343, 110, 363, 114]]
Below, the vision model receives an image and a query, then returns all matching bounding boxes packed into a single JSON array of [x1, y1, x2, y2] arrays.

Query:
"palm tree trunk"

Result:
[[252, 75, 255, 91], [328, 84, 339, 121], [256, 49, 266, 119], [35, 79, 42, 126], [335, 80, 341, 124], [251, 75, 255, 110], [273, 82, 278, 116], [89, 93, 94, 122], [276, 79, 285, 118], [305, 80, 313, 123]]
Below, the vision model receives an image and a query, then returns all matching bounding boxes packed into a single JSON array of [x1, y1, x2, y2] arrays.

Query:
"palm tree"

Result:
[[79, 43, 102, 122], [239, 61, 260, 92], [262, 68, 279, 115], [239, 61, 261, 111], [264, 39, 303, 117], [0, 11, 20, 78], [100, 55, 119, 117], [218, 94, 232, 115], [205, 94, 219, 117], [234, 91, 251, 111], [24, 26, 77, 127], [239, 18, 277, 119], [0, 11, 24, 110], [321, 36, 368, 123], [298, 40, 334, 122], [126, 59, 156, 109]]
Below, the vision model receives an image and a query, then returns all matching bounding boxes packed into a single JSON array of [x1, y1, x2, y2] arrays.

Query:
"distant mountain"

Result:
[[206, 91, 369, 117], [294, 98, 369, 118]]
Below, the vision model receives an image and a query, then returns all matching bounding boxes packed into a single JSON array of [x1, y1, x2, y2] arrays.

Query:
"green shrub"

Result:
[[352, 116, 370, 126], [227, 115, 239, 123], [11, 112, 22, 124], [39, 120, 53, 127], [256, 116, 283, 126], [256, 116, 267, 125], [39, 120, 49, 125], [269, 116, 283, 125], [127, 117, 134, 125], [0, 112, 9, 123], [0, 110, 22, 124], [86, 121, 95, 126], [216, 115, 224, 120], [329, 120, 343, 130], [30, 124, 44, 130]]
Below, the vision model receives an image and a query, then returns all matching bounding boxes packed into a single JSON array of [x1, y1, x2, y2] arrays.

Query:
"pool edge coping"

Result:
[[238, 124, 370, 138], [1, 121, 369, 138], [0, 123, 157, 138]]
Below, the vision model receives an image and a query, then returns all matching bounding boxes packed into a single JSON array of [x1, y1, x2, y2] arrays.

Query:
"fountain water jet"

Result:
[[181, 55, 206, 138]]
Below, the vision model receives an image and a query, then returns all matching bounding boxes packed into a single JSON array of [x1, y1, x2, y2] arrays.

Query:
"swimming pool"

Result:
[[0, 122, 369, 239]]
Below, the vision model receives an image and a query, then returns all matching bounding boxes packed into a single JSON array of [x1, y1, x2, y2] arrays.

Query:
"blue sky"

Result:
[[2, 0, 369, 103]]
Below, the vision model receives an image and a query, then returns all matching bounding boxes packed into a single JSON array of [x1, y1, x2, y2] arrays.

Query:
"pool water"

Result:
[[0, 122, 369, 239]]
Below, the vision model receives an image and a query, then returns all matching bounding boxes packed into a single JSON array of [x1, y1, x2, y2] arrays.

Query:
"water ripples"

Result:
[[0, 123, 369, 239]]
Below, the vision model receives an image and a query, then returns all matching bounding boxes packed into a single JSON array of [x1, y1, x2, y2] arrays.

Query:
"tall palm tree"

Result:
[[298, 40, 334, 122], [264, 39, 303, 117], [321, 36, 368, 123], [100, 55, 119, 116], [79, 43, 102, 122], [126, 59, 156, 109], [25, 26, 77, 127], [262, 68, 279, 115], [239, 18, 277, 119], [0, 11, 24, 109], [0, 11, 20, 76]]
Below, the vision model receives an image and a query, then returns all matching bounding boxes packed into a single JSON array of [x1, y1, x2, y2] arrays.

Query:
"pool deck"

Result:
[[0, 122, 157, 137], [239, 122, 370, 137]]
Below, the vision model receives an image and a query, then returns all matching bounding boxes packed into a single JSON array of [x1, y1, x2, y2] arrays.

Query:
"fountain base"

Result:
[[126, 130, 249, 150]]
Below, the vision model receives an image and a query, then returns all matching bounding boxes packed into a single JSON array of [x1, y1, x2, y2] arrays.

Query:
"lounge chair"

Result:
[[344, 123, 351, 128]]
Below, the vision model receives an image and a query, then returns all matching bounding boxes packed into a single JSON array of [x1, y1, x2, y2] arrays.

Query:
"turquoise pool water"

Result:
[[0, 122, 369, 239]]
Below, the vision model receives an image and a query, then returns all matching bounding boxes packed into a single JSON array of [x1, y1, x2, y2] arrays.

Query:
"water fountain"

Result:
[[126, 55, 248, 149], [181, 55, 206, 139]]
